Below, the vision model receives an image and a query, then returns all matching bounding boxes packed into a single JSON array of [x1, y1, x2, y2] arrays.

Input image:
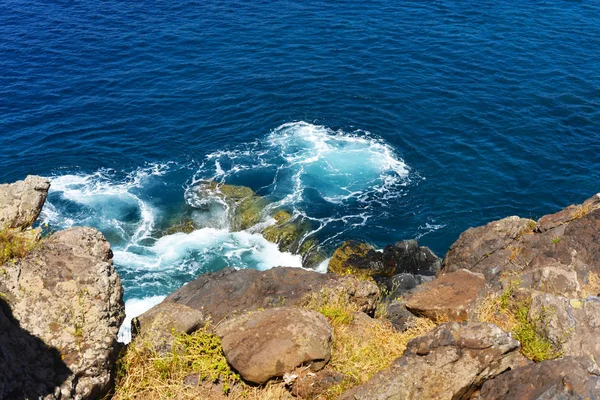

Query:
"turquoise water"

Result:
[[2, 1, 599, 339]]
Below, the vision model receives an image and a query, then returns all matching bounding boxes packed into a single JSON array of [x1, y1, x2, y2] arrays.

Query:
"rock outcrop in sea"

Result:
[[2, 174, 600, 399]]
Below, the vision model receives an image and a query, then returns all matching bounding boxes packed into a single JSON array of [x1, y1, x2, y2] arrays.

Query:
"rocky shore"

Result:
[[1, 175, 600, 399]]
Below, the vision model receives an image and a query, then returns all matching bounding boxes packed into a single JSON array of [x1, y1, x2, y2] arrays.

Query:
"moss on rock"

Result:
[[196, 181, 266, 231], [164, 219, 197, 235], [328, 240, 393, 278]]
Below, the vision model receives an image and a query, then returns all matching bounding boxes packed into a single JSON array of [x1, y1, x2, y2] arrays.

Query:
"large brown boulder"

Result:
[[405, 269, 488, 323], [442, 193, 600, 297], [215, 307, 333, 384], [340, 322, 529, 400], [477, 356, 600, 399], [0, 227, 125, 399], [0, 175, 50, 229], [155, 266, 379, 324]]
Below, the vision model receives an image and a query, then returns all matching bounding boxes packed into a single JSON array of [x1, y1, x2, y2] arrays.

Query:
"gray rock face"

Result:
[[341, 322, 529, 400], [0, 175, 50, 229], [528, 293, 600, 362], [158, 266, 380, 323], [0, 227, 125, 399], [477, 356, 600, 399], [215, 307, 333, 384]]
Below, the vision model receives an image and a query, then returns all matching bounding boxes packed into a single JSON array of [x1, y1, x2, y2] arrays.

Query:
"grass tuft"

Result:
[[304, 287, 436, 397], [0, 228, 39, 265], [114, 328, 241, 399], [477, 282, 561, 362]]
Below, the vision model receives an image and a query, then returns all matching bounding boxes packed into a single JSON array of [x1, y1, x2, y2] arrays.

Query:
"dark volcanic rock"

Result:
[[441, 193, 600, 297], [341, 322, 529, 400], [289, 369, 345, 399], [383, 239, 441, 276], [154, 266, 379, 324], [477, 356, 600, 399], [216, 307, 333, 384]]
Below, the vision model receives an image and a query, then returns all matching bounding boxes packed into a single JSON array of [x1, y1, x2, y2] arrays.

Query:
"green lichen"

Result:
[[327, 241, 375, 277]]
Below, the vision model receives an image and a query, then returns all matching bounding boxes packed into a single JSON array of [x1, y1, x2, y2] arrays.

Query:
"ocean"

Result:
[[1, 0, 599, 340]]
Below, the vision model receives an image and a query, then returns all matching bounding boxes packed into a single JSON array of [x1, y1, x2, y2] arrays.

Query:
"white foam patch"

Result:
[[119, 295, 166, 343]]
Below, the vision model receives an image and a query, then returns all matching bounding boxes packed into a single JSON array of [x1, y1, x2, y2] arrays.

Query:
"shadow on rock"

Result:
[[0, 297, 71, 399]]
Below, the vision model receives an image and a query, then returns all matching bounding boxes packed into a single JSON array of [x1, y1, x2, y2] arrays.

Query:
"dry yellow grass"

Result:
[[476, 283, 562, 362], [115, 285, 437, 399], [0, 228, 39, 265], [572, 203, 592, 220]]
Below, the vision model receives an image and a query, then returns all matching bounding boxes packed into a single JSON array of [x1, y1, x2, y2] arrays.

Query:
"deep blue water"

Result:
[[2, 1, 600, 338]]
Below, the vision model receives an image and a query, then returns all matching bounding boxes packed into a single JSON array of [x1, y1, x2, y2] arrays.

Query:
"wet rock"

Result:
[[163, 218, 197, 235], [383, 239, 441, 276], [262, 213, 311, 254], [131, 302, 205, 353], [289, 368, 345, 399], [0, 227, 125, 399], [195, 181, 268, 231], [477, 356, 600, 399], [151, 267, 379, 324], [405, 269, 488, 323], [328, 240, 392, 277], [528, 293, 600, 362], [0, 175, 50, 229], [216, 307, 333, 384], [340, 322, 529, 400]]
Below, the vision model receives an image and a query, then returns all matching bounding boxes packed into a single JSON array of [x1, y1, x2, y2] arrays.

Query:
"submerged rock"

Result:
[[195, 181, 267, 231], [341, 322, 529, 400], [143, 267, 379, 325], [0, 227, 125, 399], [0, 175, 50, 229], [216, 307, 333, 384]]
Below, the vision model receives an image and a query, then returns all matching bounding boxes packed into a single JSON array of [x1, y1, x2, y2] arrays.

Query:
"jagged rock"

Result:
[[328, 240, 391, 277], [0, 227, 125, 399], [405, 269, 488, 323], [340, 322, 529, 400], [131, 302, 205, 353], [528, 293, 600, 362], [441, 194, 600, 298], [442, 216, 532, 280], [383, 240, 441, 276], [289, 368, 345, 399], [476, 356, 600, 399], [216, 307, 333, 384], [148, 267, 379, 325], [0, 175, 50, 229]]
